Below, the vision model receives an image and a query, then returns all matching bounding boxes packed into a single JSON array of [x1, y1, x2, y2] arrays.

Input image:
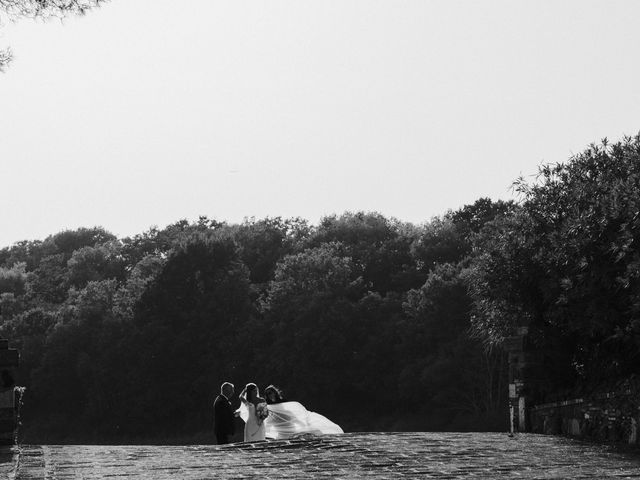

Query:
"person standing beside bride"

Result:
[[237, 383, 269, 442], [213, 382, 235, 445]]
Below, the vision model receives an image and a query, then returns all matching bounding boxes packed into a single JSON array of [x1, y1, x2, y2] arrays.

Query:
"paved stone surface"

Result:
[[0, 446, 18, 479], [9, 433, 640, 479]]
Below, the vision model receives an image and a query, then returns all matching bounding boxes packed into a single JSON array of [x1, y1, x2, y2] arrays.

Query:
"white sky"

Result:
[[1, 0, 639, 247]]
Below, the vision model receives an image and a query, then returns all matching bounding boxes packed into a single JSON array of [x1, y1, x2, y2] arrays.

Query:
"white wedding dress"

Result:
[[238, 402, 266, 442], [263, 402, 343, 440]]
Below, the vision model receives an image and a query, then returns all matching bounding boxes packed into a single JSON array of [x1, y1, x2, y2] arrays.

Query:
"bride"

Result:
[[237, 383, 268, 442], [262, 385, 343, 440]]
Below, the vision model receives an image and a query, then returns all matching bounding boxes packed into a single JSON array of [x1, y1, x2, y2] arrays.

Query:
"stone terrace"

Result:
[[3, 432, 640, 479]]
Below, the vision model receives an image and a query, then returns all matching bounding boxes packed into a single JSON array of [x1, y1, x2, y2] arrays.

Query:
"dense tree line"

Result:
[[1, 134, 638, 443], [0, 206, 511, 442]]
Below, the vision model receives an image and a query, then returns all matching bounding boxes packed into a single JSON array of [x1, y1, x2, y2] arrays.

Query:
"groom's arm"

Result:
[[213, 398, 222, 429], [226, 401, 235, 435]]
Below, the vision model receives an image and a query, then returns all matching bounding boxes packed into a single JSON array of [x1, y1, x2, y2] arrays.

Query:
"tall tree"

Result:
[[307, 212, 419, 294], [231, 217, 310, 286], [470, 135, 640, 391], [120, 231, 255, 436], [402, 263, 507, 429], [261, 242, 364, 414]]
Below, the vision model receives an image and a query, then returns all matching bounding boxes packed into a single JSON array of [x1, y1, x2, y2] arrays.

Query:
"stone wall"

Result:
[[529, 382, 639, 446]]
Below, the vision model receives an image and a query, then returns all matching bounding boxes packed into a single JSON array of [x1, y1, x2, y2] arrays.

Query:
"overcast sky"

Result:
[[1, 0, 639, 247]]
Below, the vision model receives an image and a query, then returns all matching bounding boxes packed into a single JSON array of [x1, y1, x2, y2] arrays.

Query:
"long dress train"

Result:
[[263, 401, 343, 440]]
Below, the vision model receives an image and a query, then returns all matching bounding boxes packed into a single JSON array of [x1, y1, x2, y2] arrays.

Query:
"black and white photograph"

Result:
[[1, 0, 639, 478]]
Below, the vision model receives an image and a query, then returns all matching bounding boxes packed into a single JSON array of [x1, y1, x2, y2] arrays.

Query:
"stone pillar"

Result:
[[0, 339, 19, 445]]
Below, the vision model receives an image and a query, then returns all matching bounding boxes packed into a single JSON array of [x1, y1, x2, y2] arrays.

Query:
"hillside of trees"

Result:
[[2, 135, 639, 443]]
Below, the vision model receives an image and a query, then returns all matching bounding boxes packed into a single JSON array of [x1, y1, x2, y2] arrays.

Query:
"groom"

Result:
[[214, 382, 235, 444]]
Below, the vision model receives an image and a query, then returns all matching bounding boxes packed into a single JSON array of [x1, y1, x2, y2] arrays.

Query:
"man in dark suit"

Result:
[[214, 382, 235, 444]]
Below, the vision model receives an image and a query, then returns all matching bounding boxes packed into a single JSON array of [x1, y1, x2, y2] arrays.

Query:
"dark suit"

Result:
[[214, 394, 235, 444]]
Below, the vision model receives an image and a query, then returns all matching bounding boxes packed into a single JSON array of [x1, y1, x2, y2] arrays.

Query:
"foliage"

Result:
[[0, 0, 105, 18], [306, 212, 422, 294], [469, 134, 640, 391], [120, 217, 224, 267], [260, 243, 364, 413], [0, 262, 27, 295], [402, 262, 506, 425], [411, 198, 516, 275], [231, 217, 310, 286], [67, 242, 126, 288], [118, 231, 256, 436], [0, 0, 107, 70], [2, 135, 638, 440], [0, 205, 515, 442]]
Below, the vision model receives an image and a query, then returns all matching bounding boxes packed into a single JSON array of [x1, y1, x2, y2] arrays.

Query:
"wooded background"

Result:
[[2, 136, 639, 443]]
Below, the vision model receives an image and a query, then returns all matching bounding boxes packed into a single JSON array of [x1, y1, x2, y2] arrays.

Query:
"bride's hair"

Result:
[[245, 383, 258, 401]]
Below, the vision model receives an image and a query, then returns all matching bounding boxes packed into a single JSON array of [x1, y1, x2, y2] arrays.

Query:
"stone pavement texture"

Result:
[[6, 432, 640, 479]]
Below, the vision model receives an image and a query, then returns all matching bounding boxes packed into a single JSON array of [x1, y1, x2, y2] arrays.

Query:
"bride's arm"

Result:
[[238, 386, 248, 404]]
